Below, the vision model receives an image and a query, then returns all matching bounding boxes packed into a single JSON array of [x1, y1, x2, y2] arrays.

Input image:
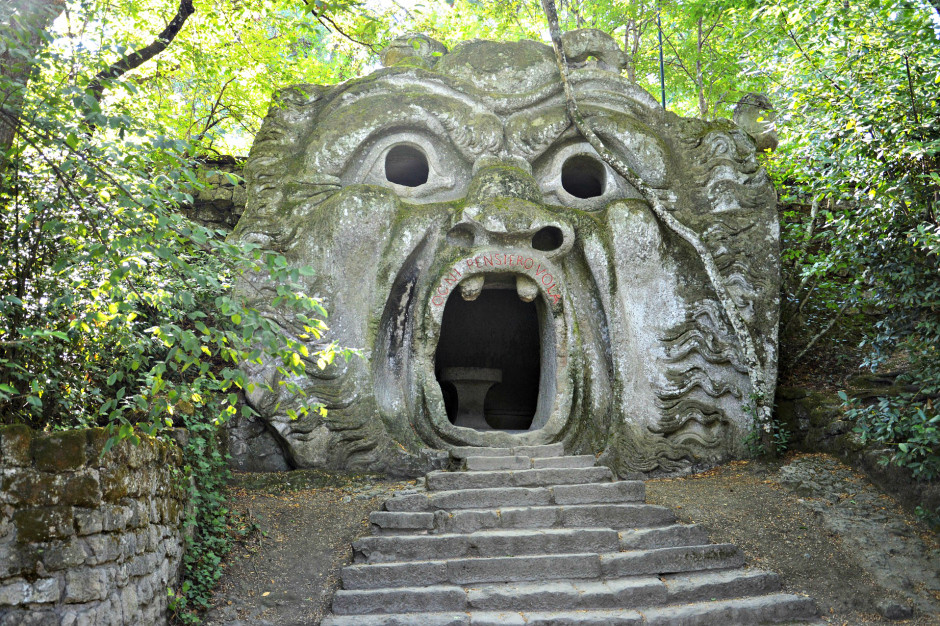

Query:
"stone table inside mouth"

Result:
[[440, 367, 503, 429]]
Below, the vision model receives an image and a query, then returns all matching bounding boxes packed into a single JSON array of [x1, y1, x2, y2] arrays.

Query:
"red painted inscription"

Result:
[[431, 253, 562, 307]]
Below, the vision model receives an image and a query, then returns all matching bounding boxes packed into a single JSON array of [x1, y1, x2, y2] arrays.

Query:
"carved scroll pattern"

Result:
[[652, 301, 747, 451]]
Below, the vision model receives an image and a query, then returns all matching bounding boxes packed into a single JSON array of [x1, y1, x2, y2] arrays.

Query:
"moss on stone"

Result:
[[0, 424, 32, 467], [31, 430, 87, 472], [62, 471, 101, 507], [99, 466, 131, 503], [13, 506, 74, 544], [85, 428, 110, 465], [1, 471, 59, 507]]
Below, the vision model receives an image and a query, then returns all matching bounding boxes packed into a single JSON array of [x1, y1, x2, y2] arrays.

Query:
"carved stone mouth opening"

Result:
[[434, 273, 552, 433]]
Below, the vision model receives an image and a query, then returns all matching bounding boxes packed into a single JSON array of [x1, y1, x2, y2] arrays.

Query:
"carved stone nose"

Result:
[[467, 164, 543, 206], [448, 161, 574, 259]]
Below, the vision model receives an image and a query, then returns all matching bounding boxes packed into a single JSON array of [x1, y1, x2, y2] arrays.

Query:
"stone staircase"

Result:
[[321, 444, 820, 625]]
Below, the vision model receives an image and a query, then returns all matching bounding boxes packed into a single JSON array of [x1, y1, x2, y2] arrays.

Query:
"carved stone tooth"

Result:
[[459, 275, 485, 301], [516, 275, 538, 302]]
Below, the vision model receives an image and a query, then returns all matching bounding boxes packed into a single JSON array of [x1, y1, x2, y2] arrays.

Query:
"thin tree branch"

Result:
[[903, 55, 919, 125], [660, 30, 695, 81], [792, 196, 821, 272], [782, 272, 820, 334], [787, 28, 844, 93], [195, 76, 236, 141], [789, 300, 851, 368], [85, 0, 195, 106], [315, 14, 378, 52]]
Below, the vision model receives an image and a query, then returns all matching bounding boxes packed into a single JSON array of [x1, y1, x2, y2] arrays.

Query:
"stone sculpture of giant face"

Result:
[[233, 31, 780, 477]]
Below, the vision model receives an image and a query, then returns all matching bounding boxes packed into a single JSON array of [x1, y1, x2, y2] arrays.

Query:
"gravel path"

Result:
[[647, 454, 940, 625], [203, 454, 939, 625]]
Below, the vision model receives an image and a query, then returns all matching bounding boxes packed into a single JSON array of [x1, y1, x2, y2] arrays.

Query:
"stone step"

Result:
[[331, 569, 782, 615], [463, 454, 596, 471], [325, 592, 816, 623], [618, 523, 708, 550], [342, 545, 746, 590], [641, 593, 818, 624], [384, 481, 644, 512], [370, 503, 676, 535], [450, 443, 565, 459], [600, 544, 744, 577], [342, 553, 603, 589], [426, 466, 613, 491], [353, 528, 620, 563], [662, 568, 782, 603]]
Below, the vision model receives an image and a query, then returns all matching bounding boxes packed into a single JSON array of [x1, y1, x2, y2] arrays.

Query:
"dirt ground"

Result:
[[646, 455, 939, 625], [202, 471, 421, 626], [204, 455, 939, 626]]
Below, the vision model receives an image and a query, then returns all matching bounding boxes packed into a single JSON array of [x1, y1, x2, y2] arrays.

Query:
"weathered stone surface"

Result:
[[323, 451, 818, 624], [0, 426, 188, 625], [0, 425, 31, 467], [234, 30, 780, 477], [31, 430, 86, 472], [733, 92, 778, 152], [13, 506, 74, 543]]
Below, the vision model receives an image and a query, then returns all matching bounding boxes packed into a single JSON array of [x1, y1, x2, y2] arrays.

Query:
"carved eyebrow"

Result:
[[305, 88, 502, 175]]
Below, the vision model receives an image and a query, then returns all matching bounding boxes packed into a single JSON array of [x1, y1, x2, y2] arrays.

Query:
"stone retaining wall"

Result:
[[776, 383, 940, 523], [0, 426, 189, 625]]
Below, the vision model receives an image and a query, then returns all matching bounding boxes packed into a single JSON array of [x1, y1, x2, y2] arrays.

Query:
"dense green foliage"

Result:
[[0, 0, 357, 618], [756, 0, 939, 484], [167, 403, 246, 623]]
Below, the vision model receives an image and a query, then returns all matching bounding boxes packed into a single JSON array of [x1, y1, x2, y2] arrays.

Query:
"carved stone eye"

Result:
[[561, 154, 605, 199], [385, 145, 429, 187]]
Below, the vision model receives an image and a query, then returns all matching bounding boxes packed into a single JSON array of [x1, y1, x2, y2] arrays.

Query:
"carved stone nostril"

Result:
[[447, 224, 475, 248], [532, 226, 564, 252]]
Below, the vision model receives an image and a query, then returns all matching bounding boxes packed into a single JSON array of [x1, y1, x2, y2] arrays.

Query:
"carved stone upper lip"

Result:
[[429, 250, 566, 312]]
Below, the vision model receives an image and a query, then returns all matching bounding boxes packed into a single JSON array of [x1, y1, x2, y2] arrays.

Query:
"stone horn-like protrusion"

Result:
[[459, 275, 485, 301], [561, 29, 629, 71], [516, 275, 539, 303], [733, 92, 778, 152], [381, 33, 448, 69]]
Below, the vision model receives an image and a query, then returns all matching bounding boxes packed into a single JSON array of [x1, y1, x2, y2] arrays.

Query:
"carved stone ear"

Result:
[[561, 29, 629, 72], [733, 93, 779, 152], [381, 33, 448, 69]]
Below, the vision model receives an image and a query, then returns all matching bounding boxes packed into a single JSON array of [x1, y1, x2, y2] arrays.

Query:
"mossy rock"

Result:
[[0, 424, 32, 467], [62, 471, 101, 507], [13, 506, 74, 543], [99, 466, 131, 503], [1, 471, 60, 506], [31, 430, 87, 472]]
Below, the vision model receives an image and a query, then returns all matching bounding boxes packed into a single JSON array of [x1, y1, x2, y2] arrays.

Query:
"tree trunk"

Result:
[[696, 17, 708, 118], [624, 17, 638, 83], [0, 0, 64, 174]]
